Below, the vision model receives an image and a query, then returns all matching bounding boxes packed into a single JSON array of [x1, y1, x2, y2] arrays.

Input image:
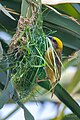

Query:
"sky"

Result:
[[0, 101, 73, 120]]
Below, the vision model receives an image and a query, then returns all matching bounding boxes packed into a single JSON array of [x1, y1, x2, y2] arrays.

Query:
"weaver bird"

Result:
[[45, 36, 63, 97]]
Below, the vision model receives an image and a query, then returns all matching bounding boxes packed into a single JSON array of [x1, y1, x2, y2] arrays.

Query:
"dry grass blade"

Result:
[[45, 4, 80, 25], [0, 3, 15, 20]]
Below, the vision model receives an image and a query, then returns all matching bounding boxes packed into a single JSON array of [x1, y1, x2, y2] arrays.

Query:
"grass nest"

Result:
[[8, 4, 47, 100], [7, 2, 61, 100]]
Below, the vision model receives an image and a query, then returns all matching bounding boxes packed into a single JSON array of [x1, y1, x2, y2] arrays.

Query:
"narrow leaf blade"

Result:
[[0, 81, 14, 109], [17, 101, 35, 120]]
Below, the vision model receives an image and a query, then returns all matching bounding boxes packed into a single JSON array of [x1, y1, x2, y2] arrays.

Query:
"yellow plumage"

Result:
[[45, 36, 63, 97], [45, 47, 55, 84]]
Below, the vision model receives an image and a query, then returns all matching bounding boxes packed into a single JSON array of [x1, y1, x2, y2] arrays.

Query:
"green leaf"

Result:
[[62, 114, 80, 120], [17, 101, 34, 120], [72, 4, 80, 13], [0, 68, 7, 87], [0, 81, 14, 109], [0, 42, 3, 60], [21, 0, 29, 17], [0, 42, 9, 53], [38, 82, 80, 118], [43, 8, 80, 38], [54, 4, 80, 20], [54, 83, 80, 118], [24, 107, 34, 120]]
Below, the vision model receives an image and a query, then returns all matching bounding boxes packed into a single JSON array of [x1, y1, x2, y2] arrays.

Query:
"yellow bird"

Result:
[[45, 36, 63, 97]]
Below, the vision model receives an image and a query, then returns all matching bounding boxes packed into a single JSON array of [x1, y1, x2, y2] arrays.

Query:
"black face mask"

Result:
[[48, 36, 58, 49]]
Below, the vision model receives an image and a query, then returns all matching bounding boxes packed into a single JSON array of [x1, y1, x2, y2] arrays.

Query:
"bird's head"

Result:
[[48, 36, 63, 50]]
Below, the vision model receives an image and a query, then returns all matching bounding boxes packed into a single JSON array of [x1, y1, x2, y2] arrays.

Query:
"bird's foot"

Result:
[[36, 76, 42, 83], [36, 76, 49, 83]]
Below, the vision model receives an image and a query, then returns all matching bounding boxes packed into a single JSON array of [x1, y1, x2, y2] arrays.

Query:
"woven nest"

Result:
[[8, 5, 47, 99]]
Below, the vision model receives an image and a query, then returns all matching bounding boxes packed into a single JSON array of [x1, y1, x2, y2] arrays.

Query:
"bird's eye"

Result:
[[52, 39, 57, 43]]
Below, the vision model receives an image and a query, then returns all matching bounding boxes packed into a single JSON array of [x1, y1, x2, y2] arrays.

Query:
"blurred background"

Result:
[[0, 1, 80, 120]]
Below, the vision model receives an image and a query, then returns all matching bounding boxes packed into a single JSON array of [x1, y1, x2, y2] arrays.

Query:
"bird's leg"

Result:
[[51, 89, 54, 98], [51, 81, 57, 98], [36, 76, 42, 83]]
